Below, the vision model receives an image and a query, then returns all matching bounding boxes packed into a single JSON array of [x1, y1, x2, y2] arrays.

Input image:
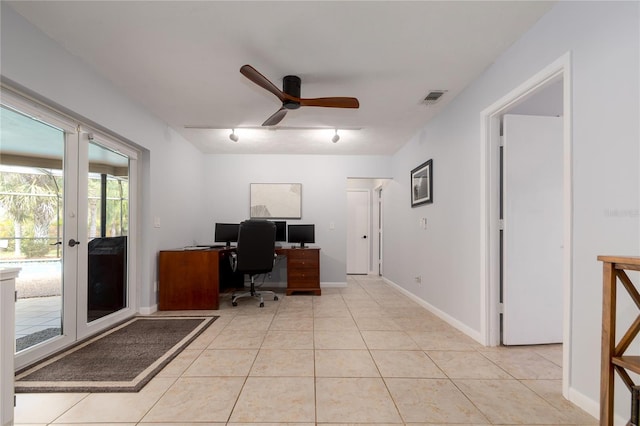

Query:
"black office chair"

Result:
[[230, 220, 279, 308]]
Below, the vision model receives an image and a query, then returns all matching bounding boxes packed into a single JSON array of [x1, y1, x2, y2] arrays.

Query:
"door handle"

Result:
[[50, 241, 62, 246], [68, 239, 81, 247]]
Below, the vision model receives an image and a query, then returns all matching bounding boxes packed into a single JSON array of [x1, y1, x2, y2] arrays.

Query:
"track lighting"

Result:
[[331, 129, 340, 143], [229, 129, 239, 142]]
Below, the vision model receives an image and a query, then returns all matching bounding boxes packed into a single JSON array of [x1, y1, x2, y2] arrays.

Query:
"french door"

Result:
[[1, 89, 137, 369], [76, 131, 137, 339]]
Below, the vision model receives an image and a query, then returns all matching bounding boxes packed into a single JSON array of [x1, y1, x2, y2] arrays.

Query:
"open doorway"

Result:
[[480, 53, 572, 395], [346, 178, 390, 276]]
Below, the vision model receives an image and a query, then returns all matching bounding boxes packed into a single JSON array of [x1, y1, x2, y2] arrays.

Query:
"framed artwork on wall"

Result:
[[250, 183, 302, 219], [411, 159, 433, 207]]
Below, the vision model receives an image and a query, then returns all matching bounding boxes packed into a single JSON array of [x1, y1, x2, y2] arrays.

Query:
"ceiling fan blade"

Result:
[[240, 65, 286, 102], [262, 107, 288, 126], [299, 97, 360, 108]]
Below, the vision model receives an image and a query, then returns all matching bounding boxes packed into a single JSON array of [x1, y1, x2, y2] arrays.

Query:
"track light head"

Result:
[[229, 129, 239, 142], [331, 129, 340, 143]]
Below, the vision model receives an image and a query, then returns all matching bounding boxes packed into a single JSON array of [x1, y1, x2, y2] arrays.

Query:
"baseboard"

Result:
[[321, 281, 347, 288], [138, 305, 157, 315], [568, 385, 628, 424], [382, 277, 484, 344], [566, 386, 601, 422], [264, 281, 347, 288]]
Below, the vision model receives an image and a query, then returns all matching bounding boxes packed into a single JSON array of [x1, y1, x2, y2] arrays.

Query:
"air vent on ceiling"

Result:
[[423, 90, 447, 105]]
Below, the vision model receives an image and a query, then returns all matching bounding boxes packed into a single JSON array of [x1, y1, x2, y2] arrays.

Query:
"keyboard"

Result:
[[183, 244, 227, 250]]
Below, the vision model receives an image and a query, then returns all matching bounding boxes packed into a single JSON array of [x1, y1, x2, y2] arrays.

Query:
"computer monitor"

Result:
[[287, 224, 315, 248], [271, 220, 286, 242], [214, 223, 239, 247]]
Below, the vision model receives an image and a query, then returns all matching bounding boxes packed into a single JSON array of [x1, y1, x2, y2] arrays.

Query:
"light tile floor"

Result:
[[14, 275, 598, 425]]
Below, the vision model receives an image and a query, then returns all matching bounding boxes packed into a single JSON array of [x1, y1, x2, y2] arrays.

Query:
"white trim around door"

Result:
[[479, 52, 573, 397]]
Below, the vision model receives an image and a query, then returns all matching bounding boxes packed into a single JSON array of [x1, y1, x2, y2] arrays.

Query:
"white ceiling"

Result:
[[6, 1, 554, 156]]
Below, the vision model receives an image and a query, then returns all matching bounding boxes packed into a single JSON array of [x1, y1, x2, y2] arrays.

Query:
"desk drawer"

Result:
[[288, 251, 319, 268], [288, 258, 319, 269], [288, 269, 319, 282], [288, 277, 319, 289], [284, 248, 320, 294]]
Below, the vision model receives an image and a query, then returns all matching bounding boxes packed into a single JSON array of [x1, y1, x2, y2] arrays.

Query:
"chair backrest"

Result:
[[235, 220, 276, 275]]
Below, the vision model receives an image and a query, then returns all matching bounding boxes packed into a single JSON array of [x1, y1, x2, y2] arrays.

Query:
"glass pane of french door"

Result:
[[86, 141, 129, 322], [0, 105, 66, 352]]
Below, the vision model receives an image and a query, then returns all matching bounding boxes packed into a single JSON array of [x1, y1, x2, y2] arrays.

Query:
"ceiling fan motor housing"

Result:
[[283, 75, 301, 109], [239, 65, 358, 126]]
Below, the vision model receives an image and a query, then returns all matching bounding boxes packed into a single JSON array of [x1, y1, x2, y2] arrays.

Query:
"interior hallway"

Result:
[[14, 275, 597, 425]]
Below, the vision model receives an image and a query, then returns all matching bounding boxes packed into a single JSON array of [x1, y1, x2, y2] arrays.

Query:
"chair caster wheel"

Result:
[[274, 296, 279, 301], [260, 302, 264, 308], [232, 301, 238, 307]]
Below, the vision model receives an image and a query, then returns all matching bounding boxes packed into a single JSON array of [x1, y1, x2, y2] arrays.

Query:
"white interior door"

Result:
[[503, 114, 563, 345], [347, 190, 369, 274]]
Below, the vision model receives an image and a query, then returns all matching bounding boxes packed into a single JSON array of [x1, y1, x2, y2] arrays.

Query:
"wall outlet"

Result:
[[414, 275, 422, 284]]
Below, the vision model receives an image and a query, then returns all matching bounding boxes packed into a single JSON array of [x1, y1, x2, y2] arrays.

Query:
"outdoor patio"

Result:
[[15, 296, 61, 340], [2, 260, 63, 351], [15, 296, 62, 351]]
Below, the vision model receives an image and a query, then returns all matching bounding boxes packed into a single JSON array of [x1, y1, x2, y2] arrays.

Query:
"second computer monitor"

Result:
[[272, 220, 286, 242], [214, 223, 239, 247], [288, 224, 315, 248]]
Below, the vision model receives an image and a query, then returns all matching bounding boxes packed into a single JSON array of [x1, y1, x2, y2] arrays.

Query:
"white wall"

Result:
[[384, 0, 639, 415], [0, 4, 210, 309], [202, 155, 391, 284]]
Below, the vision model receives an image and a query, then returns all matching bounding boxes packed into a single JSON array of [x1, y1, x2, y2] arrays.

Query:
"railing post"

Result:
[[601, 260, 616, 426]]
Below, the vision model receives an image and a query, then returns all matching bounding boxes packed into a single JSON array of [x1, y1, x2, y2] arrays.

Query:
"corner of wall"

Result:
[[138, 305, 158, 315]]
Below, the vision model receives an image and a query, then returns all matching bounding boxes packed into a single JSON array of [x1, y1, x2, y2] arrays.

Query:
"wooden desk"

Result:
[[599, 255, 640, 426], [158, 246, 321, 310], [277, 247, 321, 296], [158, 247, 240, 310]]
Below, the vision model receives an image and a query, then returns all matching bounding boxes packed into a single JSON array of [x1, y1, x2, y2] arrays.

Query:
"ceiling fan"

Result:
[[240, 64, 360, 126]]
